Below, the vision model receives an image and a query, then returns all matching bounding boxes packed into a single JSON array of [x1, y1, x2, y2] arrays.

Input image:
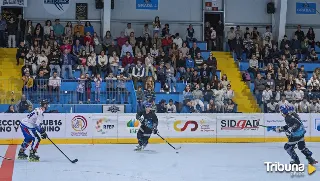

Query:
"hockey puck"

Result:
[[176, 152, 179, 154]]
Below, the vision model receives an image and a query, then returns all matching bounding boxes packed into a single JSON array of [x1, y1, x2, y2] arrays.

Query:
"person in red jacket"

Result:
[[84, 32, 93, 46], [122, 52, 134, 76], [117, 31, 128, 48], [161, 34, 172, 55]]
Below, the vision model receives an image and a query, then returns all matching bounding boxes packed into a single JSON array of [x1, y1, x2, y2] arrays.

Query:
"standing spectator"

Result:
[[85, 73, 92, 103], [124, 23, 134, 37], [109, 51, 119, 76], [77, 75, 86, 104], [0, 15, 6, 47], [176, 52, 186, 79], [22, 71, 34, 98], [209, 27, 216, 51], [254, 73, 266, 104], [16, 14, 25, 47], [88, 51, 97, 77], [84, 21, 94, 37], [132, 60, 145, 89], [215, 20, 224, 51], [232, 34, 243, 60], [235, 25, 243, 38], [60, 49, 75, 79], [280, 35, 290, 51], [35, 70, 48, 100], [7, 17, 17, 48], [166, 63, 176, 92], [53, 19, 64, 40], [251, 27, 260, 44], [306, 27, 315, 48], [243, 34, 254, 58], [64, 21, 73, 38], [186, 24, 196, 43], [97, 50, 109, 77], [161, 23, 170, 37], [152, 16, 161, 35], [15, 95, 33, 113], [157, 62, 166, 88], [48, 72, 61, 102], [24, 20, 34, 46], [16, 41, 28, 65], [262, 85, 273, 111], [79, 50, 88, 75], [227, 27, 235, 51], [74, 21, 84, 36], [48, 51, 61, 77], [121, 40, 133, 57], [44, 20, 53, 39], [94, 74, 103, 102], [295, 25, 305, 42], [263, 26, 272, 41]]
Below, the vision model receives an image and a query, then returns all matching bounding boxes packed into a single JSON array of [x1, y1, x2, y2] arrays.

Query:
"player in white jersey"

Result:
[[18, 100, 48, 162]]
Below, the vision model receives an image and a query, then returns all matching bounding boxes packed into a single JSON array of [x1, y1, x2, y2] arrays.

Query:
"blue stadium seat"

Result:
[[239, 62, 249, 71], [298, 63, 320, 71], [315, 45, 320, 53], [201, 51, 211, 60], [155, 93, 183, 103]]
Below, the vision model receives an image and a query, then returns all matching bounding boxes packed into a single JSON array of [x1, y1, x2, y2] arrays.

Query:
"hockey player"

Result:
[[275, 105, 317, 165], [135, 102, 158, 151], [17, 100, 48, 161]]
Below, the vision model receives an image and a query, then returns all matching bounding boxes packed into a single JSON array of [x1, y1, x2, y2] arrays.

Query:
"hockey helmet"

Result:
[[40, 99, 49, 107], [279, 105, 289, 115]]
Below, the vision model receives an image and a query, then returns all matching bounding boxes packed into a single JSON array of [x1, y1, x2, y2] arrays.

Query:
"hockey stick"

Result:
[[0, 155, 12, 160], [47, 136, 78, 163], [156, 133, 181, 150]]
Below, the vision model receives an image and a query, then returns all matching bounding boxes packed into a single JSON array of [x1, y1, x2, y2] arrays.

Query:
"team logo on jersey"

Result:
[[96, 118, 115, 135], [174, 120, 198, 132], [43, 0, 70, 16], [71, 115, 87, 132]]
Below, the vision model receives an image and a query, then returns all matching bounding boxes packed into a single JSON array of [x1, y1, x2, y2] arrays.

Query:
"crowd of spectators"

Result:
[[0, 12, 237, 113], [229, 24, 320, 113]]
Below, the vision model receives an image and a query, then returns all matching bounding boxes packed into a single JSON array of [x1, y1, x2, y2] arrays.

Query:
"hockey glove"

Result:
[[40, 128, 47, 139], [275, 126, 284, 133], [153, 128, 158, 134]]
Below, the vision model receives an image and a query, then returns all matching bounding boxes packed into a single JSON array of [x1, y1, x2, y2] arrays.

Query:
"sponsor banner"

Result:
[[92, 114, 117, 138], [136, 0, 158, 10], [43, 0, 70, 16], [65, 114, 92, 138], [103, 104, 125, 113], [41, 114, 66, 138], [310, 114, 320, 137], [118, 114, 141, 138], [216, 114, 264, 136], [296, 2, 316, 14], [264, 113, 310, 138], [165, 114, 216, 137], [0, 114, 25, 138], [0, 0, 27, 7]]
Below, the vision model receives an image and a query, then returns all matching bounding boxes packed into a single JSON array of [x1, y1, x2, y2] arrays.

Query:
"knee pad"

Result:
[[284, 143, 295, 151], [297, 141, 306, 150]]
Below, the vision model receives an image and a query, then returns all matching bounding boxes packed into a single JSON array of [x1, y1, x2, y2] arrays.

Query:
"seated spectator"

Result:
[[299, 98, 310, 113], [16, 41, 28, 65], [37, 61, 51, 79], [122, 52, 134, 76], [48, 50, 61, 77], [220, 74, 230, 90], [103, 30, 113, 49], [161, 23, 170, 37], [73, 39, 83, 56], [15, 94, 32, 113], [48, 72, 61, 102], [173, 33, 183, 48], [176, 52, 186, 80], [21, 61, 33, 76], [97, 50, 110, 77], [310, 98, 320, 113], [284, 85, 294, 101], [22, 71, 33, 95], [194, 52, 204, 69], [157, 62, 166, 88], [5, 105, 16, 113], [254, 73, 266, 104], [185, 54, 195, 70], [142, 33, 152, 50], [179, 42, 189, 58], [266, 98, 278, 113], [161, 34, 172, 55], [121, 40, 133, 57], [186, 24, 196, 43], [152, 32, 162, 50], [200, 63, 210, 86], [310, 49, 318, 61], [60, 49, 75, 79], [180, 99, 194, 113], [60, 39, 72, 53], [191, 69, 200, 84], [293, 84, 304, 101], [275, 73, 286, 90], [203, 84, 214, 109], [64, 21, 73, 38], [295, 73, 306, 89], [31, 40, 41, 55], [213, 84, 225, 112], [129, 32, 136, 50], [165, 63, 176, 92], [135, 41, 146, 57], [117, 31, 128, 48], [108, 41, 120, 56], [206, 99, 216, 113], [83, 40, 94, 55], [84, 21, 94, 36], [109, 51, 119, 76], [224, 84, 235, 101], [124, 23, 134, 37], [166, 99, 176, 113], [136, 85, 145, 112], [189, 42, 200, 59], [132, 60, 145, 89], [93, 32, 103, 55], [24, 50, 37, 76], [157, 99, 167, 113], [207, 54, 217, 77], [225, 99, 235, 113], [51, 41, 61, 56], [142, 23, 151, 37], [183, 84, 193, 100], [307, 74, 320, 87], [73, 31, 84, 45], [74, 21, 84, 36], [145, 76, 154, 91], [266, 73, 275, 91], [37, 51, 49, 70], [248, 55, 259, 77], [42, 40, 51, 56], [150, 43, 159, 59], [145, 53, 156, 80]]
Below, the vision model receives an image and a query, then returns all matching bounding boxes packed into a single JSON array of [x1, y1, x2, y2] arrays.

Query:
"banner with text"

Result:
[[0, 0, 27, 7], [310, 113, 320, 137], [65, 114, 92, 138], [264, 113, 310, 138], [216, 114, 264, 137], [92, 114, 118, 138]]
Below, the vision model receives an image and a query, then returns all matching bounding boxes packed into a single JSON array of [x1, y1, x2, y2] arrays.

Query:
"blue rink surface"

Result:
[[0, 143, 319, 181]]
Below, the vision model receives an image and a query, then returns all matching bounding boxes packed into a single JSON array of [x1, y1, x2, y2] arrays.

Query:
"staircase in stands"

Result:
[[213, 51, 261, 113], [0, 48, 22, 104]]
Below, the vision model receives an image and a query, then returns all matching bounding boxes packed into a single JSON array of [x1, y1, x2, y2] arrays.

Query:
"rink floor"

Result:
[[0, 143, 319, 181]]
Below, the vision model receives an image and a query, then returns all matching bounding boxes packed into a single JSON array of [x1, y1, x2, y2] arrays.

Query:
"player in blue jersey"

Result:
[[17, 100, 48, 162], [274, 105, 317, 165]]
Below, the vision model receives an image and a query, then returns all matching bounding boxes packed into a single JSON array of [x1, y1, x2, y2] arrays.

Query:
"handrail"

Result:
[[111, 19, 203, 25], [286, 24, 320, 29], [24, 19, 102, 23], [225, 23, 271, 28]]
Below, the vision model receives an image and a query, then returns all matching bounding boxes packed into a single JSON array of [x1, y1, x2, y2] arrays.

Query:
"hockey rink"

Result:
[[0, 143, 319, 181]]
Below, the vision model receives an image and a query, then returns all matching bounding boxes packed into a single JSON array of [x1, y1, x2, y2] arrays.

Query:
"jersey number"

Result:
[[27, 111, 35, 119]]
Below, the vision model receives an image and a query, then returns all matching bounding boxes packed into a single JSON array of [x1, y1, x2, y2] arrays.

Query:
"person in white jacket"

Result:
[[173, 33, 183, 48], [145, 53, 156, 80], [307, 74, 320, 87], [109, 51, 119, 76], [97, 51, 109, 77], [213, 84, 225, 112], [37, 51, 48, 70], [87, 52, 97, 77]]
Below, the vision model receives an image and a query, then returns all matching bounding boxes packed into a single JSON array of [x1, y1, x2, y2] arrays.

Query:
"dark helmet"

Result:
[[40, 99, 49, 107]]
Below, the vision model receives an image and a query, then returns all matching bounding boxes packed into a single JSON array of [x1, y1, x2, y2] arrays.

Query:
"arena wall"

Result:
[[0, 113, 319, 144]]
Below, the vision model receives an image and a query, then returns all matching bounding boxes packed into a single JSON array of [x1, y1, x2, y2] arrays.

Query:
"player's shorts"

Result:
[[20, 123, 39, 141]]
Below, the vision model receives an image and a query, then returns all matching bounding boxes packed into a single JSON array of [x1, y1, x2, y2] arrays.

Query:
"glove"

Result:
[[40, 128, 47, 139], [275, 126, 283, 133], [153, 128, 158, 134]]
